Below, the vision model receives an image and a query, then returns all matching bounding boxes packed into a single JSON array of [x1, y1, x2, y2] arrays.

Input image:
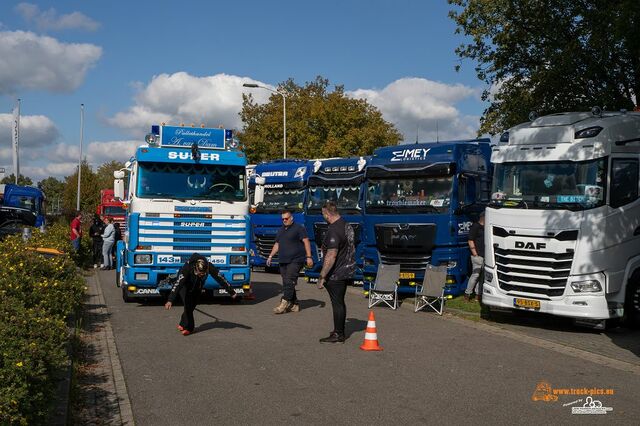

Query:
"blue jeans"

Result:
[[72, 238, 80, 251], [102, 241, 114, 268]]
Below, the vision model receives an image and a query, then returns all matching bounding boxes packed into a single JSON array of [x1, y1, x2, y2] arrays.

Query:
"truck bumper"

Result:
[[481, 281, 613, 320]]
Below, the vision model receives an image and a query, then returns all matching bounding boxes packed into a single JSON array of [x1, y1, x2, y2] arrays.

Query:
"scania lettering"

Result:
[[483, 110, 640, 328], [248, 159, 311, 269], [113, 124, 251, 302], [303, 157, 368, 286], [363, 140, 492, 295]]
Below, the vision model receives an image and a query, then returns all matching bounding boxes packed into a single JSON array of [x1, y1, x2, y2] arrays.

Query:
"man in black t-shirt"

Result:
[[317, 201, 356, 343], [267, 210, 313, 314], [465, 212, 485, 302]]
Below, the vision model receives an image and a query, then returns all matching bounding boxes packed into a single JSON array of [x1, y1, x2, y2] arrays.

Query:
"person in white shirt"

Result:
[[101, 217, 116, 270]]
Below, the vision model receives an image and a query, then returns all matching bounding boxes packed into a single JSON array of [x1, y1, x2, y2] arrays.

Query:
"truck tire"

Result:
[[122, 286, 133, 303], [624, 272, 640, 329]]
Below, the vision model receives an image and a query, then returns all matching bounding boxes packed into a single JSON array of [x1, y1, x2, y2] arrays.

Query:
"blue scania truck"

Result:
[[248, 159, 311, 269], [304, 156, 369, 285], [113, 125, 251, 302], [363, 140, 492, 295]]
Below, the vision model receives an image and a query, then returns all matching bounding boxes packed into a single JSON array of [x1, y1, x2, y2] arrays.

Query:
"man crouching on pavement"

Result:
[[165, 253, 237, 335]]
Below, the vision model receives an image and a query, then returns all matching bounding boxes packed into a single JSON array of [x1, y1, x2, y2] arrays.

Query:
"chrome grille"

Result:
[[255, 234, 276, 259], [494, 246, 574, 297]]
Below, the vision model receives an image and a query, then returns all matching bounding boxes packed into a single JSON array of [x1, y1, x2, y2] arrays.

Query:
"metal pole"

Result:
[[12, 99, 20, 184], [76, 104, 84, 211], [282, 93, 287, 159]]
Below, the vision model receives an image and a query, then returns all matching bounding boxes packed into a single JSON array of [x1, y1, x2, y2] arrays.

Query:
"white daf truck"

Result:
[[483, 109, 640, 328]]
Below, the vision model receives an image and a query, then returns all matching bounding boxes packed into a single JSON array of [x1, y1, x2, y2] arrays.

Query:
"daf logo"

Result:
[[515, 241, 546, 250]]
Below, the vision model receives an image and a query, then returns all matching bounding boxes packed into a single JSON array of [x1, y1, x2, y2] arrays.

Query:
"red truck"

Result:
[[96, 189, 126, 232]]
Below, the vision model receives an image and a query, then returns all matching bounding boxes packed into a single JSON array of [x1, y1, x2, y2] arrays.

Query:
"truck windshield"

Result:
[[255, 188, 305, 213], [137, 162, 246, 201], [307, 185, 361, 214], [490, 159, 606, 210], [365, 177, 453, 213], [103, 206, 126, 215]]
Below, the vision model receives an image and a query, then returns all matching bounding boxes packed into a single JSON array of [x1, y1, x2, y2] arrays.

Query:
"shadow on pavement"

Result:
[[299, 298, 326, 310], [605, 328, 640, 358], [70, 302, 120, 424], [193, 308, 253, 333], [345, 317, 367, 339]]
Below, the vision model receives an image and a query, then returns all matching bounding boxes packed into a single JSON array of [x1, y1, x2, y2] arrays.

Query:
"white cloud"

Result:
[[15, 3, 100, 32], [0, 31, 102, 95], [108, 72, 270, 137], [349, 77, 481, 142], [0, 113, 58, 148]]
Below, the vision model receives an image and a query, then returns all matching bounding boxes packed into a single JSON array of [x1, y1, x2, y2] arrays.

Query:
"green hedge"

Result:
[[0, 223, 85, 424]]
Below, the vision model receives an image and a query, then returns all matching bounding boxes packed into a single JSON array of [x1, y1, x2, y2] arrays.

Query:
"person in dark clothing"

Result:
[[465, 211, 485, 302], [164, 253, 237, 335], [316, 201, 356, 343], [267, 210, 313, 314], [111, 222, 122, 263], [89, 214, 104, 268]]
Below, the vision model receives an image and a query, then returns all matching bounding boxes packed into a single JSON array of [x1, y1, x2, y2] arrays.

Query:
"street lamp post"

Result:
[[242, 83, 287, 159], [76, 104, 84, 211]]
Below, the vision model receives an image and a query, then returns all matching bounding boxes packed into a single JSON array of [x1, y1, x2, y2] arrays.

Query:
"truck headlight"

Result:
[[134, 254, 152, 264], [570, 280, 602, 293], [229, 255, 247, 265]]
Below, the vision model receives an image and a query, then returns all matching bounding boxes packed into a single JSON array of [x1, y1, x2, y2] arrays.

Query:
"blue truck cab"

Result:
[[0, 184, 46, 228], [248, 159, 311, 268], [303, 156, 369, 286], [114, 125, 251, 302], [363, 140, 492, 295]]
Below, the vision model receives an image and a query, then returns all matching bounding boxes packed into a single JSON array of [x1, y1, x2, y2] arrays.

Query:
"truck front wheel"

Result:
[[625, 272, 640, 329], [122, 286, 133, 303]]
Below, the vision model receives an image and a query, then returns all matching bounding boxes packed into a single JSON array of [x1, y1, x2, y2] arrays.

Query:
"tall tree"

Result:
[[1, 174, 33, 186], [38, 176, 65, 214], [96, 160, 125, 191], [62, 160, 100, 213], [449, 0, 640, 135], [238, 76, 402, 163]]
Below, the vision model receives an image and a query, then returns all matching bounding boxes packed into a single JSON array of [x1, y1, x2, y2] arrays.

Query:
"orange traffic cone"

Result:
[[360, 310, 383, 351]]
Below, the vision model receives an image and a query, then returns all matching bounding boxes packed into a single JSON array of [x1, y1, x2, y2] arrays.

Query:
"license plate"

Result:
[[216, 288, 244, 295], [514, 298, 541, 310], [399, 272, 415, 279], [158, 255, 181, 264], [209, 255, 225, 265]]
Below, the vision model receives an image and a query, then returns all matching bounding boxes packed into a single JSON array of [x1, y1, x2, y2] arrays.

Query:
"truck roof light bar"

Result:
[[499, 131, 509, 143]]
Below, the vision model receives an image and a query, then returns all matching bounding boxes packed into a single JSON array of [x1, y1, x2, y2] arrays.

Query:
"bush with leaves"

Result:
[[0, 229, 85, 424]]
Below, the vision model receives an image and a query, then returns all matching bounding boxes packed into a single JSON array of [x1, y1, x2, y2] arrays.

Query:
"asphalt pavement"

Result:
[[96, 270, 639, 425]]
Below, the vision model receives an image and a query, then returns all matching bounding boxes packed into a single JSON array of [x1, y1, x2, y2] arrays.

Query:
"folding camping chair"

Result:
[[368, 263, 401, 310], [414, 265, 448, 315]]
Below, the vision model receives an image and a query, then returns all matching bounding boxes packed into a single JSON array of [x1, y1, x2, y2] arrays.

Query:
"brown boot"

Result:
[[463, 293, 471, 302], [475, 295, 481, 303], [273, 299, 291, 314], [288, 303, 300, 313]]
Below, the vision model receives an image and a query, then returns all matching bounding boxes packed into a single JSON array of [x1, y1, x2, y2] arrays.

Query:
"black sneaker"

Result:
[[319, 332, 345, 343]]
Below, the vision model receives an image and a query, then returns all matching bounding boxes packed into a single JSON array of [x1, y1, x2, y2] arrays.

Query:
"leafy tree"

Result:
[[62, 160, 100, 214], [1, 174, 33, 186], [96, 160, 125, 191], [37, 176, 65, 214], [238, 76, 402, 163], [449, 0, 640, 135]]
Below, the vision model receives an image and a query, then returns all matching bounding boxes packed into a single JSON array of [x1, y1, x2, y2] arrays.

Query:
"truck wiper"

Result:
[[536, 201, 582, 211]]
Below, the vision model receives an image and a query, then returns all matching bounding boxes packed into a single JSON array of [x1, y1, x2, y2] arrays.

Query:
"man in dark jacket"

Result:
[[89, 214, 104, 268], [164, 253, 237, 335]]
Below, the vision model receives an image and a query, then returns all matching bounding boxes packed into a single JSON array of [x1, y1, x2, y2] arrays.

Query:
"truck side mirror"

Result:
[[253, 176, 266, 205], [114, 179, 125, 200]]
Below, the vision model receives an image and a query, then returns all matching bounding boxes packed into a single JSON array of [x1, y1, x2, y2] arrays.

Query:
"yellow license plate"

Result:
[[399, 272, 415, 279], [513, 298, 541, 310]]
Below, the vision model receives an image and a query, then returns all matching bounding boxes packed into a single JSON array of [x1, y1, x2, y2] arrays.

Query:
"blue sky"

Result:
[[0, 0, 487, 181]]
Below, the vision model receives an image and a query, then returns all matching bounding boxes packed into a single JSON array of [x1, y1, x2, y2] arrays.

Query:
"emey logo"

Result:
[[515, 241, 546, 250], [390, 148, 430, 162]]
